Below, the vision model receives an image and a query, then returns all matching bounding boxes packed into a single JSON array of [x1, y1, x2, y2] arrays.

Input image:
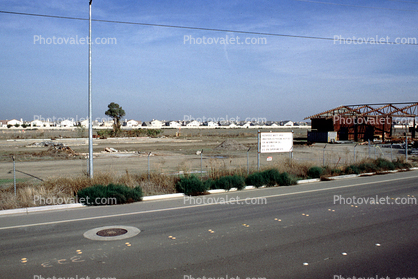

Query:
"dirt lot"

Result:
[[0, 128, 414, 187]]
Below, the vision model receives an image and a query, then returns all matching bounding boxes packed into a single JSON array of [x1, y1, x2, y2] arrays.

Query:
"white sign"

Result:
[[260, 132, 293, 153]]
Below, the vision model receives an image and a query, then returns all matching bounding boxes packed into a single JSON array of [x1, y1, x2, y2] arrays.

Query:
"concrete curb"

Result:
[[296, 178, 321, 184], [0, 203, 85, 216]]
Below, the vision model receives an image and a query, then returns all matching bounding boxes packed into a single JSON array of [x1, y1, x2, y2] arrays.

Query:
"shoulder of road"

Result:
[[1, 167, 417, 216]]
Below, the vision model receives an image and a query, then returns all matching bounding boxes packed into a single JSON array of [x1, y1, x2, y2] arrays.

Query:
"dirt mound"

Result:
[[215, 139, 248, 151]]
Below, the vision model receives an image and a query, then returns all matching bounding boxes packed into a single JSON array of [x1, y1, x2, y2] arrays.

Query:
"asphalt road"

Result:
[[0, 171, 417, 279]]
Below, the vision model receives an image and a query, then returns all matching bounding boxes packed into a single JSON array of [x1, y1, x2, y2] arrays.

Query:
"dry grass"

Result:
[[0, 170, 177, 210]]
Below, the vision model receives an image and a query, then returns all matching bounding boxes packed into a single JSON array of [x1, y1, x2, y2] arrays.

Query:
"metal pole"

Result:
[[405, 136, 408, 161], [368, 139, 371, 158], [88, 0, 93, 178], [257, 130, 260, 172], [323, 144, 327, 166], [12, 156, 16, 196], [374, 145, 376, 159]]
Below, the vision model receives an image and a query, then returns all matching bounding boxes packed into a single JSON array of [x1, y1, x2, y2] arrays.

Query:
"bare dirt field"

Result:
[[0, 128, 414, 188]]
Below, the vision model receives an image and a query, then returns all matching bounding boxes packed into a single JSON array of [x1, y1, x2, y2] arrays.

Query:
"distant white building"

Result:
[[7, 119, 23, 127], [241, 121, 252, 128], [167, 121, 182, 128], [206, 121, 219, 127], [186, 120, 201, 128], [281, 120, 294, 127], [60, 119, 74, 127], [149, 119, 163, 128], [124, 119, 140, 128], [30, 120, 44, 127]]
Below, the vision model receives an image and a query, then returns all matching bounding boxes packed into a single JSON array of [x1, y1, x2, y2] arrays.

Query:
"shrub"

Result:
[[261, 169, 282, 187], [96, 130, 112, 139], [176, 175, 207, 196], [245, 172, 267, 188], [214, 175, 245, 190], [375, 158, 395, 171], [331, 168, 342, 176], [358, 162, 377, 172], [278, 172, 292, 186], [77, 183, 143, 206], [307, 166, 323, 178], [204, 178, 216, 190], [344, 165, 360, 175], [393, 158, 411, 169]]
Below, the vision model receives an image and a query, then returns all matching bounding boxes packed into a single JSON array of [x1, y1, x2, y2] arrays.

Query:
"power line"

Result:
[[292, 0, 418, 11], [0, 10, 417, 45]]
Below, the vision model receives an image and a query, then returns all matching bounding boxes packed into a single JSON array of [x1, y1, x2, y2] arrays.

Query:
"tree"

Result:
[[105, 102, 126, 136]]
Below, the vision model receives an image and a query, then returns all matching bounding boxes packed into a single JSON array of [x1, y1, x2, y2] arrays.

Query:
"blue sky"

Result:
[[1, 0, 417, 122]]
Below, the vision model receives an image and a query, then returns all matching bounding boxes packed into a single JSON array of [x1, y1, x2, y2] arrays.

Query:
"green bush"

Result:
[[146, 129, 162, 137], [77, 183, 143, 206], [214, 175, 245, 190], [375, 158, 395, 171], [204, 178, 216, 190], [278, 172, 292, 186], [331, 168, 342, 176], [344, 165, 360, 175], [307, 166, 323, 178], [358, 162, 377, 172], [176, 175, 207, 196], [261, 169, 281, 186], [245, 172, 267, 188]]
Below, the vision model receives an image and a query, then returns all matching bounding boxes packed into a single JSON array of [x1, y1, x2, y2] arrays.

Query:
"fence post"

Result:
[[200, 149, 203, 179], [391, 142, 393, 161], [323, 144, 327, 166], [247, 147, 250, 175], [257, 130, 260, 171], [368, 139, 371, 158], [12, 155, 16, 197], [147, 152, 151, 180], [354, 144, 357, 162], [405, 136, 408, 161]]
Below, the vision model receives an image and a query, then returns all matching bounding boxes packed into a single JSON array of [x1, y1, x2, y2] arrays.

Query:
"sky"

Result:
[[1, 0, 417, 123]]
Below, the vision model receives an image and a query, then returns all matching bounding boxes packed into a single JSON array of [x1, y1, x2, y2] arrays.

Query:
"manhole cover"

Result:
[[96, 228, 128, 237], [84, 226, 140, 241]]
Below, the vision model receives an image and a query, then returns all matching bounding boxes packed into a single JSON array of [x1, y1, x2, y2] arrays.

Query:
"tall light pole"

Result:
[[88, 0, 93, 178]]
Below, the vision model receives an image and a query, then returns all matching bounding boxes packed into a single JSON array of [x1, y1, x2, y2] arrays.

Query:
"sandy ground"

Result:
[[0, 128, 413, 186]]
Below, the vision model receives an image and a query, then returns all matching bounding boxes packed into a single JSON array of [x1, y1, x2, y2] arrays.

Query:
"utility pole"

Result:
[[88, 0, 93, 178]]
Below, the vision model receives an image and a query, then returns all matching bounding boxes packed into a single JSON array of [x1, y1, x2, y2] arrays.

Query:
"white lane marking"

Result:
[[1, 174, 417, 231]]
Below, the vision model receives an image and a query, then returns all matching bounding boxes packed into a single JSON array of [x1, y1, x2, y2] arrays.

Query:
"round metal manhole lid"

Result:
[[96, 228, 128, 237], [84, 226, 140, 241]]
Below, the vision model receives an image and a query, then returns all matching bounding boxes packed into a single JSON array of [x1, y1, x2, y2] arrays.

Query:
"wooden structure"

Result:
[[306, 102, 418, 142]]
